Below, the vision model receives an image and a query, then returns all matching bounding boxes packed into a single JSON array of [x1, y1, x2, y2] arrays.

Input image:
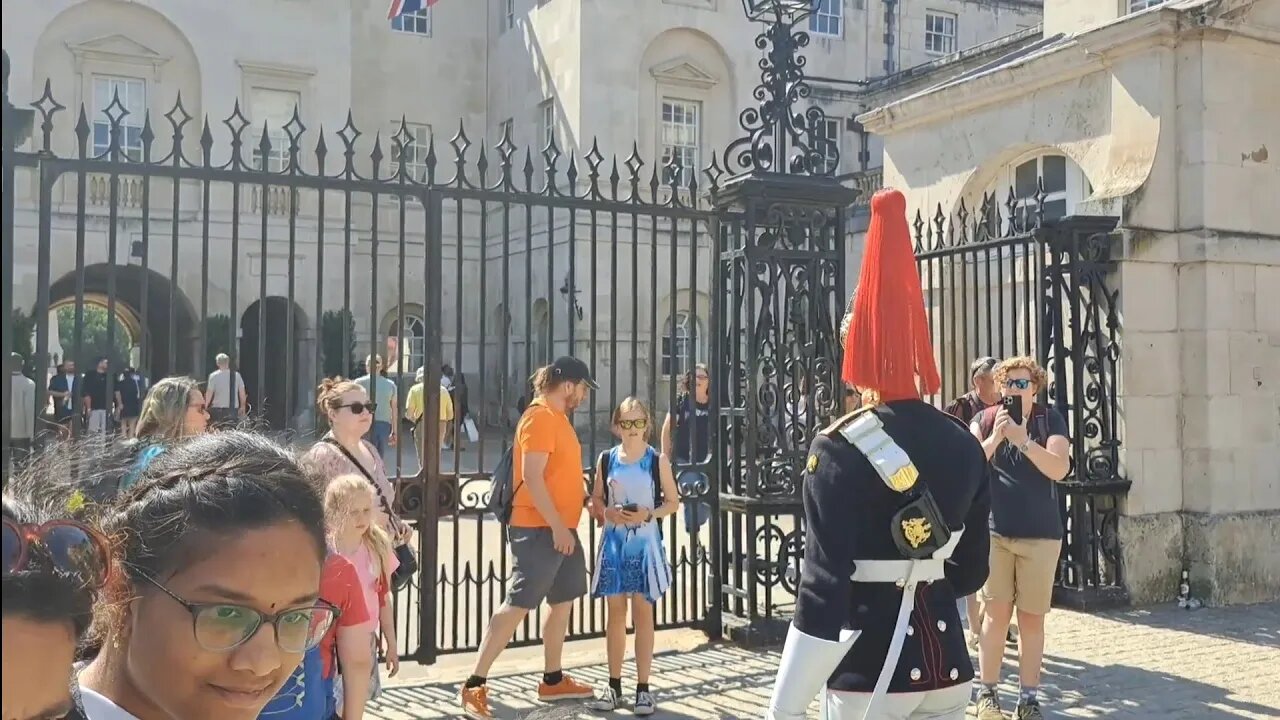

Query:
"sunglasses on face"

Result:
[[1005, 379, 1032, 390], [141, 574, 338, 653], [2, 518, 113, 588], [617, 418, 648, 430], [339, 402, 377, 415]]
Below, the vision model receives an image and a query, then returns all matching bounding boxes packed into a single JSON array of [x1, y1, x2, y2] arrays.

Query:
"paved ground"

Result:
[[367, 602, 1278, 719]]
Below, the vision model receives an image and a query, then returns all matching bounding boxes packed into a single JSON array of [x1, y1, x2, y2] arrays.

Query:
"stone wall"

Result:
[[1116, 231, 1280, 606]]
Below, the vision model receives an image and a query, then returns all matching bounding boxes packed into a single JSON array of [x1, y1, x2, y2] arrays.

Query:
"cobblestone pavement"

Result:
[[368, 602, 1278, 719]]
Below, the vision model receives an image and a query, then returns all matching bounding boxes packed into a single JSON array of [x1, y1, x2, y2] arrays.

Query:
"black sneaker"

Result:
[[1015, 701, 1044, 720], [633, 690, 656, 716]]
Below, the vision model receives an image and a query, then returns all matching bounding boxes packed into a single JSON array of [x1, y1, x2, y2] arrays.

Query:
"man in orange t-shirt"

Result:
[[460, 356, 597, 718]]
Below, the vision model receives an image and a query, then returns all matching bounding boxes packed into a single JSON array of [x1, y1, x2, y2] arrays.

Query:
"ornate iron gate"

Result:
[[911, 195, 1130, 609]]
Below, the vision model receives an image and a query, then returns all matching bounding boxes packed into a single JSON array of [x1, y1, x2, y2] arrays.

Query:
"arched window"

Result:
[[389, 315, 426, 372], [985, 153, 1091, 230], [661, 311, 701, 376]]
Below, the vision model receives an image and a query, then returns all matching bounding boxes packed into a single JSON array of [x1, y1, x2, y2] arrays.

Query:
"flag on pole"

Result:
[[388, 0, 441, 20]]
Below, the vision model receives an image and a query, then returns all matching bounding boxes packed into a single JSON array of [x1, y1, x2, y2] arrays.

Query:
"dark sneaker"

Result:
[[633, 690, 656, 716], [586, 684, 621, 712], [974, 692, 1006, 720], [1015, 701, 1044, 720]]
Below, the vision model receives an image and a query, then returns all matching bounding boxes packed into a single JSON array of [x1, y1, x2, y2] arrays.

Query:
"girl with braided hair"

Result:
[[62, 431, 335, 720]]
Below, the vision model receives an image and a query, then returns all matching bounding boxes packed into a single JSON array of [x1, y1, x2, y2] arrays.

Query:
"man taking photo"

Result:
[[970, 356, 1070, 720]]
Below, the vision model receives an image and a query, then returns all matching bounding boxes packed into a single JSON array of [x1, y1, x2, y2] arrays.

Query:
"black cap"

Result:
[[549, 356, 598, 389]]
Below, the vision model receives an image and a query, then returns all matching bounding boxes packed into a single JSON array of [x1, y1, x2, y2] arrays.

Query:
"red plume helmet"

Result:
[[841, 188, 941, 402]]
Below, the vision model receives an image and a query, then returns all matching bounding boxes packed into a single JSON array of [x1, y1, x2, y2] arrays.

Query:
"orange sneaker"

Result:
[[537, 673, 594, 702], [460, 684, 494, 719]]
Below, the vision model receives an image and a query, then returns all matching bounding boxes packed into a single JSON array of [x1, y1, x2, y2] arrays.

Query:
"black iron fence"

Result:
[[0, 46, 726, 663]]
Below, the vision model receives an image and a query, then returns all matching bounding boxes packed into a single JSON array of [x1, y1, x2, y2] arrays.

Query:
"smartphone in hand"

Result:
[[1002, 395, 1024, 425]]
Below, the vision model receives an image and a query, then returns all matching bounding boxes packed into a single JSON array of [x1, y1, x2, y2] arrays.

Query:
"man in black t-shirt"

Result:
[[80, 357, 112, 435], [969, 356, 1070, 720]]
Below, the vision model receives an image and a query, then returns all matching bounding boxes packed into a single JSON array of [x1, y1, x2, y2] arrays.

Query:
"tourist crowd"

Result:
[[4, 343, 1066, 720]]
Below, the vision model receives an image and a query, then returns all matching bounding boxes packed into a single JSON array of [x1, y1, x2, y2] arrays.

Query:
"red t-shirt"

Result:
[[318, 553, 372, 679]]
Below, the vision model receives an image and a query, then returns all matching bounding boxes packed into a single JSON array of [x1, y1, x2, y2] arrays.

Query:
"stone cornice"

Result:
[[857, 8, 1193, 135]]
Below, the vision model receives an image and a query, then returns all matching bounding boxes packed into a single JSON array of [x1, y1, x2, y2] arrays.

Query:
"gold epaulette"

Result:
[[821, 405, 920, 493]]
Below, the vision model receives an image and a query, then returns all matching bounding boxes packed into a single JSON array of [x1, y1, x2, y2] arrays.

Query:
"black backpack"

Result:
[[595, 448, 664, 507], [487, 445, 518, 524]]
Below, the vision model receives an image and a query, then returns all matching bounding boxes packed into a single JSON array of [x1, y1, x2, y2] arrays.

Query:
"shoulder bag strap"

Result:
[[595, 449, 611, 502], [322, 438, 404, 535]]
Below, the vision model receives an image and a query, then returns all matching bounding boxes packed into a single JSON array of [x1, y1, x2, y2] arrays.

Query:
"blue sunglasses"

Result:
[[1005, 379, 1032, 390]]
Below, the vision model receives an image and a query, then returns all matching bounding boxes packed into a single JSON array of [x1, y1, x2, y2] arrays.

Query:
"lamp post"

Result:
[[726, 0, 838, 179]]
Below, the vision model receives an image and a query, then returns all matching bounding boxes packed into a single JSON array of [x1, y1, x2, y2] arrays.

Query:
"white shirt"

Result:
[[78, 687, 141, 720], [205, 368, 244, 409]]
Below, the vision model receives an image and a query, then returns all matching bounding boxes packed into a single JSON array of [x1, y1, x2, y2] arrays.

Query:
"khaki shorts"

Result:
[[980, 535, 1061, 615]]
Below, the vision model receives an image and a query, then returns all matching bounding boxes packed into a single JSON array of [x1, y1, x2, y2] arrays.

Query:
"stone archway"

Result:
[[46, 264, 197, 379], [239, 297, 309, 429]]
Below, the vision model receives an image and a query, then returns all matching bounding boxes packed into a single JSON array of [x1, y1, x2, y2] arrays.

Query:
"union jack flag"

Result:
[[388, 0, 441, 20]]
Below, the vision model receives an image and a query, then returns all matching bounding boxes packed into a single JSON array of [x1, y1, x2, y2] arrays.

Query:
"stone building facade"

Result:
[[3, 0, 1041, 422], [858, 0, 1280, 604]]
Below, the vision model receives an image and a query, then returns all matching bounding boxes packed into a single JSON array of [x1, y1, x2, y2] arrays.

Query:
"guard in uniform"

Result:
[[768, 189, 991, 720]]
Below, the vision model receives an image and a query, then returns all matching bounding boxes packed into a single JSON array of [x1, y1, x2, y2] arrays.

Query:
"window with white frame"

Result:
[[391, 7, 432, 35], [661, 311, 701, 376], [391, 123, 431, 180], [1128, 0, 1165, 12], [249, 88, 300, 172], [1012, 155, 1068, 227], [980, 154, 1092, 234], [92, 76, 146, 160], [924, 11, 957, 55], [504, 0, 516, 31], [390, 315, 426, 372], [660, 98, 701, 186], [538, 100, 555, 150], [815, 117, 841, 174], [810, 0, 843, 37]]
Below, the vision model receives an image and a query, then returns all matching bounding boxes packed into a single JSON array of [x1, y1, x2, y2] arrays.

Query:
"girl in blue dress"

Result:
[[587, 397, 679, 716]]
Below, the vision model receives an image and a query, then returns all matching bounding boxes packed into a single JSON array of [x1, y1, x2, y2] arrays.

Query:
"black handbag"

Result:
[[322, 438, 419, 592]]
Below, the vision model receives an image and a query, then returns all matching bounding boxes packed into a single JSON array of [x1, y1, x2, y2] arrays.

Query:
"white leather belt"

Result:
[[846, 527, 964, 720]]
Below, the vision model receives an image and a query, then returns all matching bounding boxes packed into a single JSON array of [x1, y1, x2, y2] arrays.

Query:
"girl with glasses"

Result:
[[586, 397, 679, 716], [304, 379, 409, 544], [67, 431, 332, 720], [324, 474, 400, 714], [2, 479, 107, 720]]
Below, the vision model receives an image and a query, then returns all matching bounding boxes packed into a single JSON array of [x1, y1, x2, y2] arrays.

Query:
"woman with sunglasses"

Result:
[[67, 431, 335, 720], [303, 378, 410, 544], [2, 482, 107, 720]]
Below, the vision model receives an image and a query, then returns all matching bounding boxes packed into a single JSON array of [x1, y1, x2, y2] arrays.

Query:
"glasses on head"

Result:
[[2, 518, 113, 588], [617, 418, 648, 430], [140, 574, 337, 653], [1005, 378, 1032, 390], [340, 402, 376, 415]]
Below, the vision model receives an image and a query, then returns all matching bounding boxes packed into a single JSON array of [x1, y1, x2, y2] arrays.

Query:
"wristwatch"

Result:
[[1018, 438, 1032, 454]]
